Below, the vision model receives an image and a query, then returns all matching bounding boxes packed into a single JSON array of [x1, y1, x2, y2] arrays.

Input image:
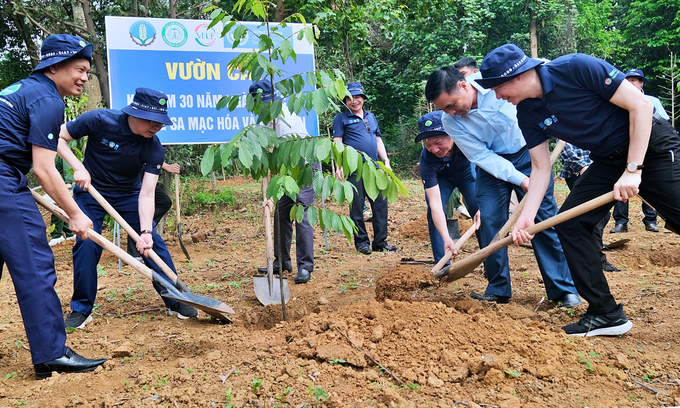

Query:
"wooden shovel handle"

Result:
[[174, 173, 181, 225], [31, 190, 155, 281], [87, 186, 179, 285], [263, 177, 274, 276], [445, 192, 615, 278], [431, 223, 477, 273]]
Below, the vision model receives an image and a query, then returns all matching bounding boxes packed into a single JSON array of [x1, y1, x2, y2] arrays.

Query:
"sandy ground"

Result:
[[0, 176, 679, 407]]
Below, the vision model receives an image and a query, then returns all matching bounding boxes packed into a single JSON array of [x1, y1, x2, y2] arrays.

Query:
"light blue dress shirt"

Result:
[[441, 72, 528, 186], [647, 95, 670, 121]]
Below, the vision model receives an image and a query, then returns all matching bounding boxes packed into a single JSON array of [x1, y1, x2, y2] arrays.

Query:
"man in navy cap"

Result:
[[0, 34, 106, 379], [424, 66, 580, 308], [416, 111, 480, 264], [333, 82, 397, 255], [58, 87, 198, 329], [251, 80, 315, 284], [478, 44, 680, 336], [609, 69, 669, 234]]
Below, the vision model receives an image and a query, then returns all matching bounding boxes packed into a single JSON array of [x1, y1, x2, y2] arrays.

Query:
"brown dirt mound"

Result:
[[399, 215, 430, 242], [375, 265, 437, 301]]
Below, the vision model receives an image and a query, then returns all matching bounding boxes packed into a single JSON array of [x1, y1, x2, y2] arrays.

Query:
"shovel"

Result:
[[603, 238, 630, 250], [253, 178, 290, 306], [431, 222, 478, 273], [32, 190, 234, 321], [174, 173, 191, 260], [435, 192, 615, 282]]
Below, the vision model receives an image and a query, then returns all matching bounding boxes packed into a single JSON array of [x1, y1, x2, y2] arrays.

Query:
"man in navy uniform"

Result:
[[0, 34, 106, 379], [416, 111, 480, 264], [59, 87, 198, 329], [425, 67, 580, 308], [333, 82, 397, 255], [479, 44, 680, 336]]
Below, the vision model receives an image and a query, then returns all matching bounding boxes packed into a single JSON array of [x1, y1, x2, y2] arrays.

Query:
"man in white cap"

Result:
[[0, 34, 106, 379], [478, 44, 680, 336], [59, 87, 199, 329]]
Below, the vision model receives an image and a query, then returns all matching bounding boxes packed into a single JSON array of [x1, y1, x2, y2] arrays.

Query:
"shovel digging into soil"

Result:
[[434, 192, 615, 282], [33, 189, 234, 322]]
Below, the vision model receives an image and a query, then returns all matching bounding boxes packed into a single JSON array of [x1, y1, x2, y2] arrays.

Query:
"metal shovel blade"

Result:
[[603, 238, 630, 250], [253, 275, 291, 306], [151, 270, 234, 321]]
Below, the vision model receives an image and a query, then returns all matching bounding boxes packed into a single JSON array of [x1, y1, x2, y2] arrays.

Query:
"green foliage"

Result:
[[252, 378, 263, 393]]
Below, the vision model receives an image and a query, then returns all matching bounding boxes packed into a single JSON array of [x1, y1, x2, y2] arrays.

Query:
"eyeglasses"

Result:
[[146, 119, 165, 130], [363, 119, 371, 134]]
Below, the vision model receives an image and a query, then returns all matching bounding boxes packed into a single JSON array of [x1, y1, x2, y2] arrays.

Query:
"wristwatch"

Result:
[[626, 162, 644, 172], [140, 229, 153, 235]]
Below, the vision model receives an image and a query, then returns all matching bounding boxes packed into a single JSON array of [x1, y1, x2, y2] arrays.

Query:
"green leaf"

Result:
[[307, 71, 317, 87], [266, 175, 281, 200], [289, 140, 301, 168], [334, 79, 347, 100], [228, 95, 240, 111], [200, 147, 215, 176], [296, 204, 305, 223], [386, 180, 398, 204], [312, 172, 324, 196], [238, 141, 254, 169], [341, 215, 355, 240], [375, 169, 388, 190], [245, 94, 255, 111], [233, 25, 247, 48], [343, 180, 355, 205], [333, 176, 345, 204], [316, 137, 332, 162], [279, 40, 294, 63], [331, 212, 342, 232], [307, 206, 318, 227], [305, 91, 314, 111], [333, 139, 344, 154], [322, 175, 333, 198], [304, 26, 314, 45], [363, 162, 379, 200], [271, 99, 283, 120], [345, 146, 359, 174], [294, 74, 304, 93], [312, 88, 329, 114], [304, 138, 316, 164], [216, 95, 229, 110], [283, 176, 300, 200], [220, 142, 236, 164]]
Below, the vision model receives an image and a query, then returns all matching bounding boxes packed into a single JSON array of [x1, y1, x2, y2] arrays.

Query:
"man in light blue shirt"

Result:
[[425, 66, 580, 307]]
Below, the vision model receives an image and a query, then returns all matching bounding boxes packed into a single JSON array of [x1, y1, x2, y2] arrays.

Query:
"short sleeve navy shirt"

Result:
[[332, 109, 381, 161], [517, 54, 630, 158], [66, 110, 165, 193], [418, 144, 472, 189], [0, 73, 64, 174]]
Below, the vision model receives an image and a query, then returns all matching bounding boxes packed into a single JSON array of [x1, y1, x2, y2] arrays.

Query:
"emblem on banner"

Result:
[[129, 20, 157, 47], [162, 22, 189, 48], [194, 23, 217, 47]]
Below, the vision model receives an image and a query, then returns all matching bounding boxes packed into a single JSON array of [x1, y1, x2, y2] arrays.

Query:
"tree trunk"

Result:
[[530, 13, 538, 58], [143, 0, 149, 17], [169, 0, 176, 18], [274, 0, 284, 21], [13, 14, 39, 68], [80, 0, 110, 107]]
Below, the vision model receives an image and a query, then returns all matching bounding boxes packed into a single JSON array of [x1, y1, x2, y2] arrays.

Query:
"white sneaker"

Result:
[[48, 236, 65, 247]]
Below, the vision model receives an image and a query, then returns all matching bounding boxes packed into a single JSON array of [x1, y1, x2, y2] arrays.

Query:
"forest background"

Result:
[[1, 0, 679, 177]]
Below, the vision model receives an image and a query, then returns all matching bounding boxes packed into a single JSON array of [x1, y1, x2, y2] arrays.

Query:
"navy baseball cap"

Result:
[[624, 69, 648, 85], [347, 82, 367, 99], [34, 34, 93, 72], [415, 111, 447, 143], [477, 44, 544, 89], [121, 88, 173, 125], [249, 79, 280, 103]]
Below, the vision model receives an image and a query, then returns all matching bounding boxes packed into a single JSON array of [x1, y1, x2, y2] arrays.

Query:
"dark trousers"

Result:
[[273, 186, 314, 272], [72, 187, 180, 315], [476, 146, 578, 299], [347, 172, 389, 250], [557, 119, 680, 315], [612, 200, 657, 225], [127, 184, 172, 257], [425, 164, 479, 263], [0, 164, 66, 364], [50, 215, 74, 239], [565, 175, 609, 263]]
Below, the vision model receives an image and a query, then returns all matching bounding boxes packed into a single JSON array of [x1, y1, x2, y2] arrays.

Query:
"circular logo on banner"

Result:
[[194, 23, 217, 47], [0, 84, 21, 96], [129, 20, 157, 47], [162, 22, 188, 47]]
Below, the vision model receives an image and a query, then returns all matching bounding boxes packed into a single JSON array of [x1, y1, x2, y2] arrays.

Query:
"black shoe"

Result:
[[257, 264, 292, 274], [372, 244, 398, 252], [557, 293, 582, 308], [609, 224, 628, 234], [168, 303, 198, 319], [357, 245, 372, 255], [602, 260, 619, 272], [295, 269, 311, 284], [34, 347, 107, 380], [470, 291, 510, 304], [644, 222, 659, 232], [64, 311, 92, 330], [561, 303, 633, 337]]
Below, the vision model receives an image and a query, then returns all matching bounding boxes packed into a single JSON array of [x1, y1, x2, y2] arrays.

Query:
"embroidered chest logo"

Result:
[[101, 138, 120, 150], [348, 118, 361, 124], [539, 115, 559, 130]]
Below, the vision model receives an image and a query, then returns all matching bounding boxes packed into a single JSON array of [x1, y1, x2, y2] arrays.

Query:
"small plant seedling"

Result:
[[405, 382, 420, 391], [504, 370, 522, 378], [306, 384, 329, 403], [5, 372, 16, 379], [225, 387, 234, 402], [96, 264, 107, 277], [65, 327, 77, 334], [187, 367, 193, 374], [577, 352, 595, 372], [642, 371, 656, 383], [328, 359, 346, 365], [252, 378, 263, 393], [284, 386, 293, 395]]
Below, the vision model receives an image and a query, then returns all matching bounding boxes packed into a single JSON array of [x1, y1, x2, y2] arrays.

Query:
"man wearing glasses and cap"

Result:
[[424, 66, 580, 308], [0, 34, 106, 379], [477, 44, 680, 336], [58, 87, 199, 330], [415, 111, 480, 264], [333, 82, 397, 255], [609, 68, 669, 234]]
